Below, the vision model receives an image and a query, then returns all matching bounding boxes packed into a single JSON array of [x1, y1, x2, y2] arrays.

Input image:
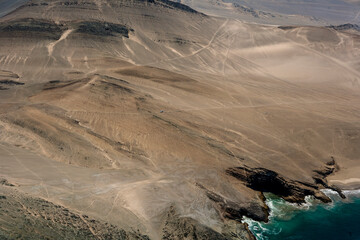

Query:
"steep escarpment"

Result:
[[198, 183, 269, 224], [196, 158, 347, 226], [312, 157, 346, 199], [226, 158, 345, 206]]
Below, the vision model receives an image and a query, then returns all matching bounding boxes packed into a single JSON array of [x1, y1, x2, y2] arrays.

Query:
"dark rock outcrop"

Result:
[[0, 80, 24, 85], [312, 157, 345, 199], [328, 24, 360, 32], [157, 0, 201, 14], [0, 18, 63, 39], [278, 26, 297, 30], [0, 18, 133, 40], [226, 166, 330, 204], [197, 184, 269, 223], [226, 157, 345, 205], [232, 4, 259, 18], [75, 21, 133, 38], [197, 158, 345, 231]]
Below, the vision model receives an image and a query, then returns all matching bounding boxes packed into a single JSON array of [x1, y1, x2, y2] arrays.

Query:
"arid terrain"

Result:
[[0, 0, 360, 239], [180, 0, 360, 25]]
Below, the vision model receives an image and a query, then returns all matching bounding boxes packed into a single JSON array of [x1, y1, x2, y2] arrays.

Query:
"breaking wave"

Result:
[[243, 190, 360, 240]]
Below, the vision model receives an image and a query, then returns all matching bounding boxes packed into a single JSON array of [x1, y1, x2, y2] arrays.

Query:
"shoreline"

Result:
[[329, 178, 360, 191], [244, 188, 360, 240], [323, 188, 360, 198]]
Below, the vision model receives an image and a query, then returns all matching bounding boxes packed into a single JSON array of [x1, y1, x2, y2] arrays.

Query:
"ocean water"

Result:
[[244, 190, 360, 240]]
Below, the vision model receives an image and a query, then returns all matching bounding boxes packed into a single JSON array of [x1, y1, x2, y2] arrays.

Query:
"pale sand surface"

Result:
[[328, 166, 360, 190], [0, 0, 360, 238]]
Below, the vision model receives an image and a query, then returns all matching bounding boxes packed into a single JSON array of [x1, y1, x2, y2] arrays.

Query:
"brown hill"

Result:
[[0, 0, 360, 239]]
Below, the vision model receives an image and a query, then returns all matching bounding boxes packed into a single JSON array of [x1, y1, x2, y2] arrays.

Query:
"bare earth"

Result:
[[0, 0, 360, 239]]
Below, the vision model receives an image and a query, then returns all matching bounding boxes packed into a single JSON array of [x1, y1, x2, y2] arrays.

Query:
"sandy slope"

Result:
[[0, 0, 360, 239], [180, 0, 360, 25]]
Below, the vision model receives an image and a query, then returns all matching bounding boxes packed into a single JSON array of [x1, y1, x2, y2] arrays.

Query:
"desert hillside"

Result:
[[0, 0, 360, 239], [179, 0, 360, 25]]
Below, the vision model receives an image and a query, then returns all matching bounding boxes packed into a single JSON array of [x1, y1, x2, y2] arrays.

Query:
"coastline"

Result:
[[327, 164, 360, 190], [243, 187, 360, 240], [329, 178, 360, 191]]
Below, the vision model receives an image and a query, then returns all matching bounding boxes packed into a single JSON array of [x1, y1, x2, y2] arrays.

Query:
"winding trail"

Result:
[[143, 19, 229, 66], [47, 29, 74, 57]]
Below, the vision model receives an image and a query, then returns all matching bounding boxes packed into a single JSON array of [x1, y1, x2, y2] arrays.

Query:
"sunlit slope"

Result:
[[0, 0, 360, 239], [179, 0, 360, 25]]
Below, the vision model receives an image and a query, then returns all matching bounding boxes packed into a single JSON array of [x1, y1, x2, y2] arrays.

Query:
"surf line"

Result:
[[243, 189, 360, 240]]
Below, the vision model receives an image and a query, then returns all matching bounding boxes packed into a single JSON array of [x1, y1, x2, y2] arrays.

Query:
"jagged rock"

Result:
[[314, 157, 339, 177], [226, 166, 331, 204], [312, 157, 345, 199], [197, 184, 269, 223]]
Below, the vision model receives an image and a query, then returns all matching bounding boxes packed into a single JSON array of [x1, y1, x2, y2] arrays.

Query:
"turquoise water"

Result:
[[244, 190, 360, 240]]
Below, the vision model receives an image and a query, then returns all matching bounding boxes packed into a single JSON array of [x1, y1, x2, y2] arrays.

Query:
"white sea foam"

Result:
[[320, 188, 339, 196], [321, 188, 360, 197], [263, 193, 318, 222], [242, 217, 268, 240], [343, 189, 360, 197], [321, 188, 360, 204], [244, 190, 360, 239], [243, 194, 318, 239]]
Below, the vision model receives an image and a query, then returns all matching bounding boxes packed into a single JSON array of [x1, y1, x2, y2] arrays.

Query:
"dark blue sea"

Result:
[[244, 190, 360, 240]]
